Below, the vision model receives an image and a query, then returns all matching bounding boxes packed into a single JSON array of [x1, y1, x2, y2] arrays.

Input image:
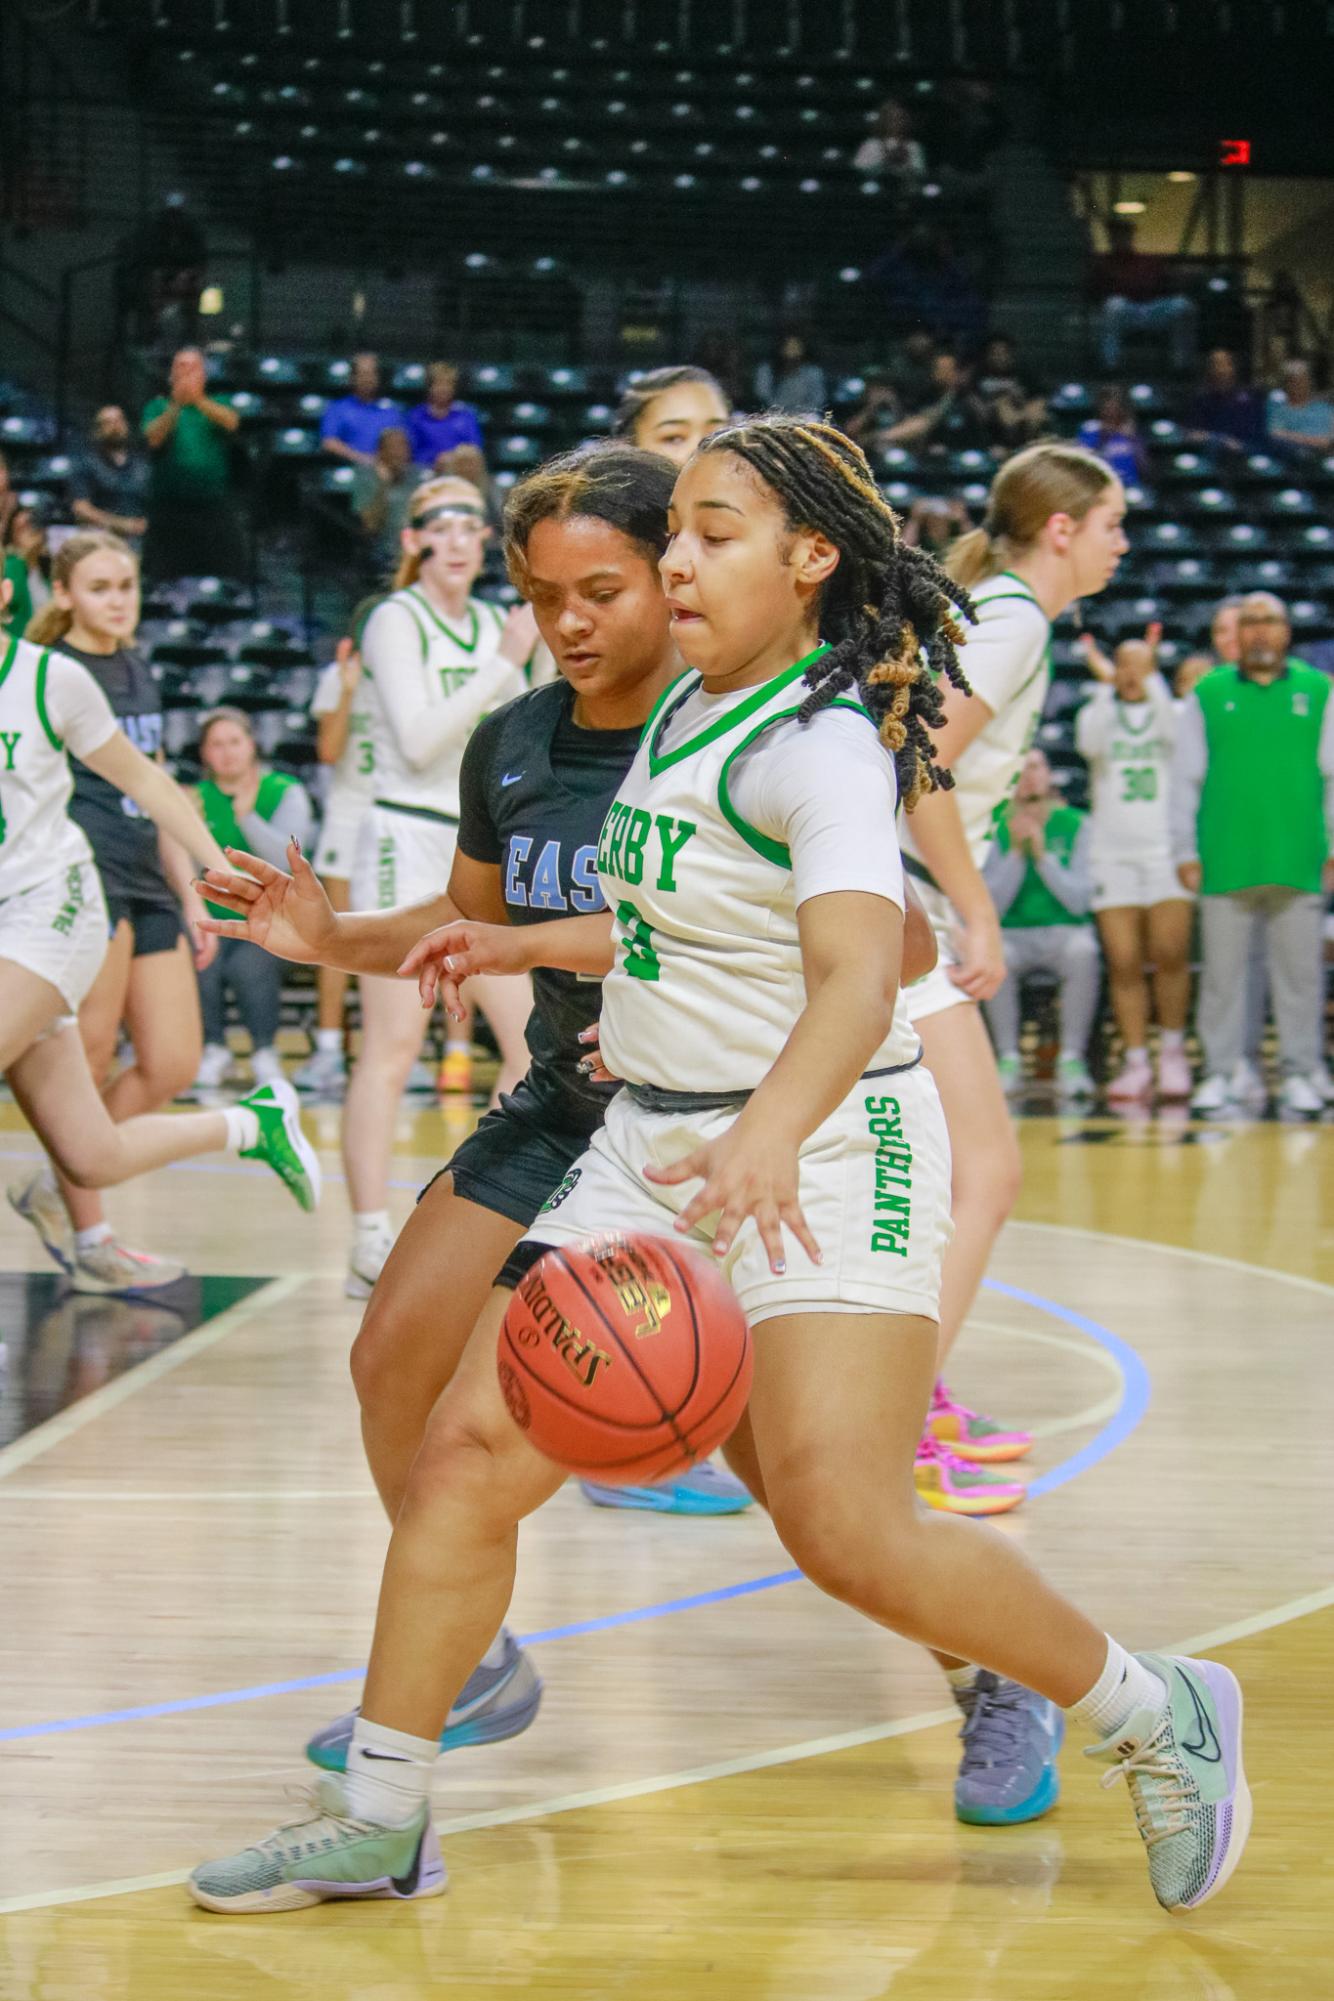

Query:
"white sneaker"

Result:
[[72, 1238, 188, 1294], [293, 1046, 347, 1094], [1190, 1073, 1234, 1115], [346, 1230, 394, 1299], [1154, 1046, 1193, 1101], [1056, 1055, 1095, 1099], [249, 1047, 285, 1088], [1278, 1074, 1323, 1117], [194, 1043, 233, 1090], [1107, 1053, 1153, 1101], [7, 1168, 74, 1271], [1229, 1058, 1267, 1106]]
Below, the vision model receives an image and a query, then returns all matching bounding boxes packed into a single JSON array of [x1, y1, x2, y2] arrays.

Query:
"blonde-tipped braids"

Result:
[[695, 416, 974, 810]]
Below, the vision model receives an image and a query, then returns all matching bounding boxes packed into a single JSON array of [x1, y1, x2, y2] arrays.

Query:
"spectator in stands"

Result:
[[971, 334, 1047, 453], [405, 361, 485, 468], [982, 748, 1100, 1100], [193, 707, 315, 1090], [871, 225, 986, 347], [1175, 594, 1243, 701], [842, 371, 904, 453], [320, 353, 402, 469], [612, 365, 731, 467], [1185, 348, 1265, 453], [886, 329, 937, 411], [141, 346, 244, 582], [433, 443, 504, 533], [754, 332, 827, 416], [1266, 358, 1334, 457], [72, 406, 150, 546], [354, 426, 418, 576], [853, 97, 926, 187], [902, 495, 972, 556], [885, 350, 985, 452], [6, 506, 52, 630], [1173, 592, 1334, 1117], [0, 450, 18, 548], [1090, 217, 1196, 374], [1077, 384, 1148, 486]]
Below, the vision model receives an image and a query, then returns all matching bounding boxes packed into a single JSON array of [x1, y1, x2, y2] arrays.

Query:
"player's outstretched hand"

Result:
[[644, 1123, 822, 1276], [196, 838, 337, 964], [948, 908, 1006, 1001], [399, 920, 532, 1017]]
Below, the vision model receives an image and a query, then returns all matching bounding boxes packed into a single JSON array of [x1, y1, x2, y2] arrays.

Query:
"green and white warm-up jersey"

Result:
[[0, 632, 117, 898], [899, 571, 1051, 877], [358, 586, 524, 817], [1075, 673, 1175, 860], [595, 646, 921, 1096]]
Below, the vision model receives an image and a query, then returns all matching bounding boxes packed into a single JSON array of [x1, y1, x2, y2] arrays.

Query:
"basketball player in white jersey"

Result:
[[339, 475, 535, 1296], [1076, 630, 1191, 1100], [0, 592, 319, 1217], [191, 417, 1248, 1921], [897, 444, 1127, 1513]]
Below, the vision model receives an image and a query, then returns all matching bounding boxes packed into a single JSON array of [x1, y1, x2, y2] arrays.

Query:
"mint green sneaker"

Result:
[[189, 1776, 446, 1913], [238, 1078, 322, 1213], [1056, 1056, 1095, 1100], [1085, 1652, 1251, 1911]]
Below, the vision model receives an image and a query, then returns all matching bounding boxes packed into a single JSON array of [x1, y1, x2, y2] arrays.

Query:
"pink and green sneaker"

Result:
[[913, 1436, 1026, 1516], [928, 1380, 1032, 1463]]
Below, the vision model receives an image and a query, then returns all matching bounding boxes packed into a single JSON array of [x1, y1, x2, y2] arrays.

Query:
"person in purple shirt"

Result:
[[1077, 384, 1148, 486], [320, 353, 403, 467], [405, 361, 485, 467], [1186, 348, 1265, 453]]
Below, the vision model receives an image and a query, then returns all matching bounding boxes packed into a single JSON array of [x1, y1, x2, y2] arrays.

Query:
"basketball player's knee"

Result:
[[777, 1490, 925, 1619], [48, 1131, 121, 1190], [137, 1046, 199, 1104], [407, 1403, 525, 1520], [956, 1122, 1022, 1219]]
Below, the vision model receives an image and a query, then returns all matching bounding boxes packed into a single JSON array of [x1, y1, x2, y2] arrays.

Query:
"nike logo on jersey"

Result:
[[500, 771, 525, 786]]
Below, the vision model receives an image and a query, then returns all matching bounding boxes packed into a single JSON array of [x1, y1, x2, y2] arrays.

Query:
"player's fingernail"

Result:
[[771, 1259, 785, 1274]]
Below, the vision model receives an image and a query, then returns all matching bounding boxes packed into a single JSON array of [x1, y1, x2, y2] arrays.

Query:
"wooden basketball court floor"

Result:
[[1, 1093, 1331, 2000]]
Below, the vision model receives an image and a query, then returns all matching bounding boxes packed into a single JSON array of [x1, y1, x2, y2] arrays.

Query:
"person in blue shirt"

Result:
[[405, 361, 485, 468], [320, 353, 403, 468], [1077, 385, 1148, 486], [1266, 359, 1334, 458]]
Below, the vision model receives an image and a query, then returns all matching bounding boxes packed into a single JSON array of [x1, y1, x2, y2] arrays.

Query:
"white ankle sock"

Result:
[[74, 1222, 113, 1253], [344, 1717, 437, 1827], [944, 1663, 980, 1694], [221, 1106, 259, 1152], [1159, 1030, 1184, 1053], [1123, 1046, 1148, 1065], [354, 1209, 391, 1239], [314, 1028, 342, 1053], [1069, 1636, 1167, 1744]]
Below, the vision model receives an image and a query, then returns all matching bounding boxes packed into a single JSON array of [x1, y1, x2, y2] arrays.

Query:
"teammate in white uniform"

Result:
[[295, 634, 377, 1095], [191, 417, 1251, 1924], [1076, 632, 1192, 1101], [899, 444, 1127, 1510], [338, 475, 536, 1297], [0, 593, 320, 1220]]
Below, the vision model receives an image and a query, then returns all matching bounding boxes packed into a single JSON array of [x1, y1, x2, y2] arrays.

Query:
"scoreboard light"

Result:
[[1219, 138, 1252, 166]]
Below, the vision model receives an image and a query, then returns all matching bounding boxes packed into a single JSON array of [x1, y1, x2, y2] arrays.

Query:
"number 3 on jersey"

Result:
[[615, 899, 661, 982]]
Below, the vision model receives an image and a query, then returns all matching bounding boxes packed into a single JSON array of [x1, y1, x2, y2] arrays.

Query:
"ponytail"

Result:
[[25, 601, 74, 647], [945, 441, 1117, 589]]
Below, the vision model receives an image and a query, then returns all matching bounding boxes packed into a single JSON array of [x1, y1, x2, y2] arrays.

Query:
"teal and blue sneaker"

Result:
[[578, 1460, 754, 1516], [238, 1079, 322, 1213], [1086, 1652, 1251, 1911], [954, 1672, 1063, 1825], [189, 1775, 445, 1914], [306, 1630, 542, 1773]]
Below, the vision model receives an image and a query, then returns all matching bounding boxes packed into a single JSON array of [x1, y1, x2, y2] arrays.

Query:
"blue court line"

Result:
[[0, 1279, 1149, 1747]]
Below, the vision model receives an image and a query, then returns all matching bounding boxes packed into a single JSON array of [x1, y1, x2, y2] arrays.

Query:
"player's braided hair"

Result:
[[695, 416, 975, 809]]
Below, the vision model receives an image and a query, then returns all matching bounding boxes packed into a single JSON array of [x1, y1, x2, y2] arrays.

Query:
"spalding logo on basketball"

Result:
[[497, 1232, 753, 1483]]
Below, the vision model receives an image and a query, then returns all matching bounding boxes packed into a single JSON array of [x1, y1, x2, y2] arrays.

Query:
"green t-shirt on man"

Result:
[[141, 397, 235, 505], [1195, 660, 1331, 894]]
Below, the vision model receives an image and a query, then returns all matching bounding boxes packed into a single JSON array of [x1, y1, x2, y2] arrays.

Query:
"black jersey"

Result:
[[62, 642, 175, 906], [457, 679, 643, 1135]]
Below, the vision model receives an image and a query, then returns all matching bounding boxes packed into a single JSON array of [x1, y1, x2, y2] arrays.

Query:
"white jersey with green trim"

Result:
[[595, 649, 920, 1095], [357, 586, 524, 817], [899, 571, 1051, 876], [311, 657, 377, 815], [1074, 673, 1176, 860], [0, 633, 117, 899]]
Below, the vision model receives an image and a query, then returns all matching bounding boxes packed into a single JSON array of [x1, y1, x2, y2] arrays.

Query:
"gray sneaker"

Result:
[[7, 1169, 73, 1272], [72, 1238, 188, 1295], [293, 1046, 347, 1094], [305, 1629, 543, 1773], [953, 1671, 1064, 1825]]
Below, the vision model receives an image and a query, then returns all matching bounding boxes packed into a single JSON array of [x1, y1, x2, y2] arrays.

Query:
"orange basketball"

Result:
[[497, 1233, 753, 1483]]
